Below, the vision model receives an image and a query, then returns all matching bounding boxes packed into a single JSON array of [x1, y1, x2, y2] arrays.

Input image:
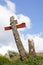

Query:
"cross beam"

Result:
[[4, 23, 26, 30]]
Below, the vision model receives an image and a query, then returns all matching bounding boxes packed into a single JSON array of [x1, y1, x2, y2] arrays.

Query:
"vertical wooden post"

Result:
[[28, 39, 36, 57], [10, 16, 26, 60]]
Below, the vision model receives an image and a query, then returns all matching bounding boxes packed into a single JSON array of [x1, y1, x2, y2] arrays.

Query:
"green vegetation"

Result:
[[0, 52, 43, 65]]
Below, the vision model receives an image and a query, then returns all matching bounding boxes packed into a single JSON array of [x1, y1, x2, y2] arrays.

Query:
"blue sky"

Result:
[[0, 0, 43, 55], [11, 0, 43, 37], [12, 0, 43, 35]]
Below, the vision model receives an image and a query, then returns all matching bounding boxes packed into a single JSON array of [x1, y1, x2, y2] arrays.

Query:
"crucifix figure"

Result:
[[4, 16, 26, 61]]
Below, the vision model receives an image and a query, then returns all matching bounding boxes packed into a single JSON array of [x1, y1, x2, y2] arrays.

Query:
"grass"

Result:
[[0, 53, 43, 65]]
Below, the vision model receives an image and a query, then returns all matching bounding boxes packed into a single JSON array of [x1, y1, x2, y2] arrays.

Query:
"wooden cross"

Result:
[[4, 16, 26, 61]]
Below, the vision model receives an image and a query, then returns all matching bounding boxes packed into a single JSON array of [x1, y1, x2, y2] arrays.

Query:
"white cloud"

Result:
[[0, 2, 17, 55], [25, 33, 43, 52], [0, 45, 18, 55], [34, 36, 43, 52], [5, 0, 16, 12], [17, 14, 31, 29], [13, 33, 43, 53], [0, 5, 17, 30]]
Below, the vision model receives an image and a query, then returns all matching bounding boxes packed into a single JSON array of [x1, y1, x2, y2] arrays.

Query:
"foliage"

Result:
[[0, 53, 43, 65]]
